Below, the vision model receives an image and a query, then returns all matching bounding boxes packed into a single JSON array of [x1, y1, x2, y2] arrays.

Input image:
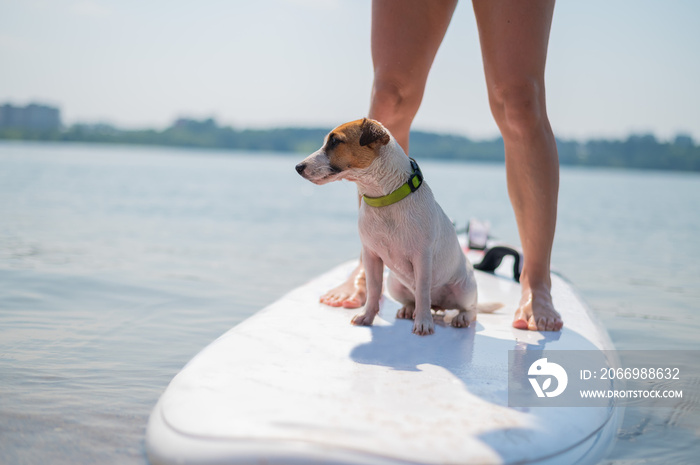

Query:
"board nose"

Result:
[[295, 163, 306, 175]]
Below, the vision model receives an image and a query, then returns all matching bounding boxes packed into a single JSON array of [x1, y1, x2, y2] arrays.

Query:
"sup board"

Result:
[[146, 248, 621, 465]]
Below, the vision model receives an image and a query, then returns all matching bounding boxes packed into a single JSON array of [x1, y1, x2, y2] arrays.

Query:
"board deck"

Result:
[[146, 255, 621, 465]]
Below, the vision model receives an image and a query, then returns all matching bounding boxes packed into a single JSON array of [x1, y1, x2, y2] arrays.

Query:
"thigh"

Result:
[[472, 0, 555, 91], [387, 272, 414, 305], [371, 0, 457, 87]]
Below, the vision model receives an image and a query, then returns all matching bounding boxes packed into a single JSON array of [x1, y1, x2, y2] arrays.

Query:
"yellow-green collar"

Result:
[[362, 159, 424, 208]]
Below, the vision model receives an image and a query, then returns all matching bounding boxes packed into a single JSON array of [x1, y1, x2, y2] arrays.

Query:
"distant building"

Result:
[[173, 117, 218, 131], [0, 103, 62, 131]]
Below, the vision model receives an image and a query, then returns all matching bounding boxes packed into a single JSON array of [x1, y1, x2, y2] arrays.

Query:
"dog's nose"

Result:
[[295, 163, 306, 175]]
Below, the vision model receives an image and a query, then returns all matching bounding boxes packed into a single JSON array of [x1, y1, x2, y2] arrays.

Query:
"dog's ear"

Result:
[[359, 118, 390, 147]]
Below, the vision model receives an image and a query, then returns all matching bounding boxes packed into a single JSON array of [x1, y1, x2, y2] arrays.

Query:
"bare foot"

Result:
[[320, 263, 367, 308], [512, 285, 563, 331]]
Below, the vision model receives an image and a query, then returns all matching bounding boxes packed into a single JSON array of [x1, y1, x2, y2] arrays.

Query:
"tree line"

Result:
[[1, 118, 699, 172]]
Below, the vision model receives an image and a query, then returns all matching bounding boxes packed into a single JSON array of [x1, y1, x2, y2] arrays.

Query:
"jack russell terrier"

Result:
[[295, 118, 499, 335]]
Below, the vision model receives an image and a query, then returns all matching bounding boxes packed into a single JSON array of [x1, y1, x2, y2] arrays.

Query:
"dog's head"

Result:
[[295, 118, 391, 184]]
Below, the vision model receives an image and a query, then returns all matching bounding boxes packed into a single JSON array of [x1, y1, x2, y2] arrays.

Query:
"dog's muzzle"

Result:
[[295, 163, 306, 175]]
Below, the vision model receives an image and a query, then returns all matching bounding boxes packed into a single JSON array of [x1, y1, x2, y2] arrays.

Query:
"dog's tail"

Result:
[[477, 302, 503, 313]]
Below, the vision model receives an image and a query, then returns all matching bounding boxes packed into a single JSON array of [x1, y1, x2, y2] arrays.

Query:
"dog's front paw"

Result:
[[412, 315, 434, 336], [351, 312, 376, 326]]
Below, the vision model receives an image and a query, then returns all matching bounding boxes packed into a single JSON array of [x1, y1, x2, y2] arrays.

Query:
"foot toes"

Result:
[[512, 308, 528, 329], [548, 318, 564, 331], [542, 317, 552, 331], [527, 316, 539, 331], [324, 297, 342, 307], [320, 268, 367, 309], [514, 294, 563, 332], [321, 290, 365, 309], [537, 317, 548, 331], [342, 296, 362, 309], [526, 315, 564, 332]]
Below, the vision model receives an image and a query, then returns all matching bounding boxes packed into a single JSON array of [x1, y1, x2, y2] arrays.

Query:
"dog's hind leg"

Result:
[[396, 304, 415, 320], [444, 279, 478, 329], [387, 273, 416, 320], [452, 307, 478, 328]]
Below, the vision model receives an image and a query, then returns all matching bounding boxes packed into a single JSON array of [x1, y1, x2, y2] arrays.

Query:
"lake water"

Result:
[[1, 142, 698, 464]]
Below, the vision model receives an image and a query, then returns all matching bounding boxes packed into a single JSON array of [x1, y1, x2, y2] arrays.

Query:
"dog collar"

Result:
[[362, 159, 424, 208]]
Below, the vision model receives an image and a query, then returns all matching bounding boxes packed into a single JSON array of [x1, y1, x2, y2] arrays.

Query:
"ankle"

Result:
[[353, 268, 366, 287], [519, 273, 552, 297]]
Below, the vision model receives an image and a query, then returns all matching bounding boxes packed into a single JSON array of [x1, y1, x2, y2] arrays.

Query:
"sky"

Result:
[[1, 0, 699, 141]]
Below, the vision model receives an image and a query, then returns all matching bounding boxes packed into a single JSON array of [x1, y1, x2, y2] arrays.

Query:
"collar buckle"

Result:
[[408, 159, 423, 193]]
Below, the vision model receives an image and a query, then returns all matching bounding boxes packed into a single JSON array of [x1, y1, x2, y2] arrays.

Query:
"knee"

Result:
[[371, 74, 424, 123], [488, 78, 547, 139]]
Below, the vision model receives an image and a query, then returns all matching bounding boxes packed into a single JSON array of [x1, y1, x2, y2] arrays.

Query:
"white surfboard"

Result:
[[146, 252, 621, 465]]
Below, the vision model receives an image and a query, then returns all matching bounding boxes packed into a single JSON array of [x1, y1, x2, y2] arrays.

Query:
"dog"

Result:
[[295, 118, 499, 335]]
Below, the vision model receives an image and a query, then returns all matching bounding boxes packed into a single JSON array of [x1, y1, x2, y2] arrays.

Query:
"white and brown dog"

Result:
[[295, 118, 498, 335]]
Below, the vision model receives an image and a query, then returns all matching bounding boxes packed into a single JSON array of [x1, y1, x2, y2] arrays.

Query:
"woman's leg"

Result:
[[473, 0, 563, 331], [319, 0, 457, 308], [368, 0, 458, 152]]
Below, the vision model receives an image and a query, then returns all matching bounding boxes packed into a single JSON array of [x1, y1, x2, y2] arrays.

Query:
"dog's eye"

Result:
[[327, 134, 344, 148]]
